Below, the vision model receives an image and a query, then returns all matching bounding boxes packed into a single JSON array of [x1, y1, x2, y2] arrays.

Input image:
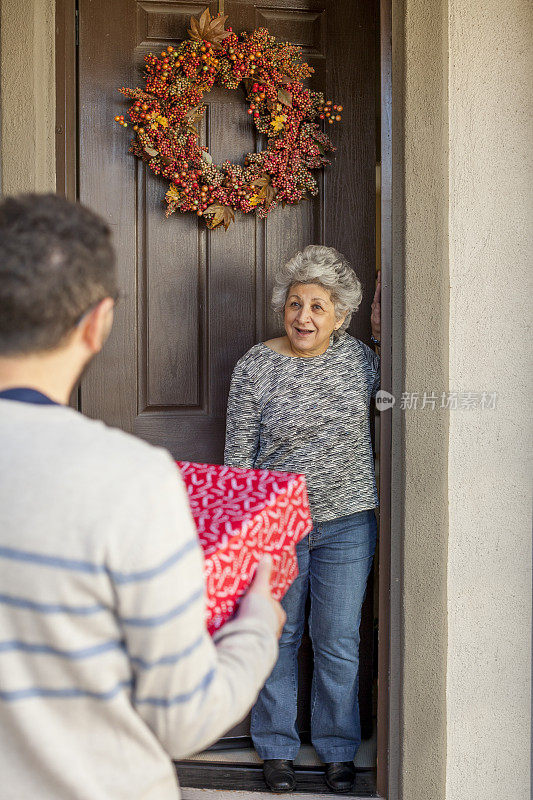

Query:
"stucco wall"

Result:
[[0, 0, 55, 193], [446, 1, 532, 797], [391, 0, 450, 798], [394, 0, 532, 798]]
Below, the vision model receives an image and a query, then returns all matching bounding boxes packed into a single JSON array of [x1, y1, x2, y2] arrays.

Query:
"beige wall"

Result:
[[394, 0, 532, 798], [0, 0, 55, 193], [446, 0, 532, 797], [391, 0, 449, 797]]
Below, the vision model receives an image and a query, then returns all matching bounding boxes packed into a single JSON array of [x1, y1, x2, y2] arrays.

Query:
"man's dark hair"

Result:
[[0, 193, 117, 355]]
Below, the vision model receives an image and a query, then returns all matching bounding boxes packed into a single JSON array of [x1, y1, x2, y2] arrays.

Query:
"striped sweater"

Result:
[[0, 399, 278, 800], [225, 333, 380, 521]]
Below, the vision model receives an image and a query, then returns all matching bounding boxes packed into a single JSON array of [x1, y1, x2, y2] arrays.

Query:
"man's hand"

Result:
[[246, 556, 286, 638], [371, 270, 381, 342]]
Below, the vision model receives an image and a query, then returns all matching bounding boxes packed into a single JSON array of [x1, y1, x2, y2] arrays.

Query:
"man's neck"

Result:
[[0, 350, 83, 406]]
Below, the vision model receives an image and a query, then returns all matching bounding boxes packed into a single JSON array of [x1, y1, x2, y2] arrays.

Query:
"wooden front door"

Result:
[[77, 0, 378, 743]]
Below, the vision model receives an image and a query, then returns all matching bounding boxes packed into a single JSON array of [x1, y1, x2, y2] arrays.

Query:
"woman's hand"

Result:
[[371, 270, 381, 342]]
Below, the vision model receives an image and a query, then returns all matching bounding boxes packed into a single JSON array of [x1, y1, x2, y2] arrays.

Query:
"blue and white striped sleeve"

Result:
[[110, 454, 278, 759], [224, 358, 261, 469]]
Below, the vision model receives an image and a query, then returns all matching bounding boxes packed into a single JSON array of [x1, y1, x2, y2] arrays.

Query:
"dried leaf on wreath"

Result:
[[185, 106, 205, 125], [188, 8, 230, 49], [204, 203, 235, 231], [252, 175, 271, 188], [185, 109, 203, 136], [201, 151, 213, 164], [251, 173, 277, 206], [210, 16, 228, 31], [260, 184, 277, 206], [166, 185, 181, 201], [277, 88, 293, 107], [270, 114, 287, 132], [254, 175, 277, 206], [144, 146, 158, 158], [189, 15, 200, 38]]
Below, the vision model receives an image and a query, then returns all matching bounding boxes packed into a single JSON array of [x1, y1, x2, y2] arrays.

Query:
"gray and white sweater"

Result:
[[0, 400, 278, 800], [225, 333, 380, 522]]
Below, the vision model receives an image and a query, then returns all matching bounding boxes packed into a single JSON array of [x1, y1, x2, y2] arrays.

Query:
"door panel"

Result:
[[78, 0, 377, 743]]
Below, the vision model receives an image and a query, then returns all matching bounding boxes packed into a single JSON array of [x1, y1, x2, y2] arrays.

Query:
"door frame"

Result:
[[376, 1, 395, 796], [55, 2, 398, 795]]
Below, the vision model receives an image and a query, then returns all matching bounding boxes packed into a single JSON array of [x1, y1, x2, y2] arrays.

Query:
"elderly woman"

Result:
[[224, 245, 381, 795]]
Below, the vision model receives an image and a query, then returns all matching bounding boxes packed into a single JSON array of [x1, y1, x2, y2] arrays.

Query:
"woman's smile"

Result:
[[284, 283, 345, 357]]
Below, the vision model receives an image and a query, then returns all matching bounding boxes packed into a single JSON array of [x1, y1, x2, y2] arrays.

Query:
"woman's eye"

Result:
[[312, 305, 324, 311], [290, 302, 300, 308]]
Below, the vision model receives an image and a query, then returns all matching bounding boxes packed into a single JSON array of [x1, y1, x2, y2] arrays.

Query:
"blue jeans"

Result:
[[251, 509, 377, 763]]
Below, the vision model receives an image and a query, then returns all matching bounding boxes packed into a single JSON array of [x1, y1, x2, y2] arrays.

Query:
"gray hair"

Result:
[[271, 245, 362, 333]]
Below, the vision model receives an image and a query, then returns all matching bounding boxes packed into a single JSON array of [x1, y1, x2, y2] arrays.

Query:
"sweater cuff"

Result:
[[212, 592, 279, 643]]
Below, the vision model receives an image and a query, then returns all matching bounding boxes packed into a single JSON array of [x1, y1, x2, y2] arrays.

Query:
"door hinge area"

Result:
[[75, 8, 79, 47]]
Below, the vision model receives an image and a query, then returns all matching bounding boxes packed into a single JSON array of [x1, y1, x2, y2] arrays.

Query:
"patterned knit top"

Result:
[[224, 333, 380, 522]]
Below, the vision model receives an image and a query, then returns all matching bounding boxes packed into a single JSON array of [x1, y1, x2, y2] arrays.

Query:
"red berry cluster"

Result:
[[117, 23, 341, 229]]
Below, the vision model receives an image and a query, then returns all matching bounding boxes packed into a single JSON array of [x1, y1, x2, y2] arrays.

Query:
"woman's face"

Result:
[[284, 283, 345, 357]]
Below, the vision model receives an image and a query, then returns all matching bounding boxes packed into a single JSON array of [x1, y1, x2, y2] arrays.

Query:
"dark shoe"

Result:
[[324, 761, 356, 793], [263, 759, 296, 793]]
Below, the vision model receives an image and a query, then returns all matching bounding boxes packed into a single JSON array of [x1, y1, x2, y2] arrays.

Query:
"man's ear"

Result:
[[79, 298, 115, 354]]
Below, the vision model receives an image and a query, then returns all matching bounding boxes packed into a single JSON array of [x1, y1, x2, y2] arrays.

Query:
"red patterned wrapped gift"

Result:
[[177, 461, 312, 634]]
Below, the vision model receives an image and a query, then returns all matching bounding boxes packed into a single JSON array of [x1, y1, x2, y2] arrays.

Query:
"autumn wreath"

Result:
[[116, 8, 342, 230]]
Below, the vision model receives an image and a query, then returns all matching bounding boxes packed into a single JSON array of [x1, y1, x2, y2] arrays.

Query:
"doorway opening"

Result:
[[55, 0, 393, 795]]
